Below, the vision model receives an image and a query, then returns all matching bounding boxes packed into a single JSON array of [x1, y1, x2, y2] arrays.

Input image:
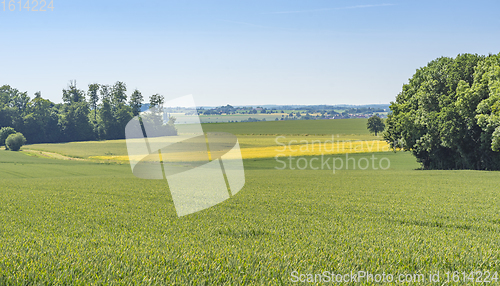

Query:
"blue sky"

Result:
[[1, 0, 499, 106]]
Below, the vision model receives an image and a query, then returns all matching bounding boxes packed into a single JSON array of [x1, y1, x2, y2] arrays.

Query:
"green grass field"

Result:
[[202, 118, 371, 135], [2, 119, 500, 284], [2, 150, 500, 284]]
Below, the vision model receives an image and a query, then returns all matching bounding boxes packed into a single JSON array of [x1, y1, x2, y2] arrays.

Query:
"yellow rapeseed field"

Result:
[[90, 140, 390, 161], [241, 140, 390, 159]]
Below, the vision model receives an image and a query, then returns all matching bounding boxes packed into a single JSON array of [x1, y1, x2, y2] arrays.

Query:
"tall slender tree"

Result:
[[111, 81, 127, 106], [88, 83, 100, 122], [149, 94, 164, 109], [98, 84, 114, 139], [60, 81, 93, 142], [62, 80, 85, 103], [130, 89, 143, 116]]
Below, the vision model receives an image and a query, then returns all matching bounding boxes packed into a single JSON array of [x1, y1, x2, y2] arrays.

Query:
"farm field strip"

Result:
[[2, 116, 499, 284], [201, 118, 372, 135], [26, 138, 389, 162], [25, 121, 385, 162], [88, 140, 389, 161], [2, 150, 500, 284]]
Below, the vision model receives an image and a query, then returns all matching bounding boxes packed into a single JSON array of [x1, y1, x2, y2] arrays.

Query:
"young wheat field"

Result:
[[1, 119, 500, 284]]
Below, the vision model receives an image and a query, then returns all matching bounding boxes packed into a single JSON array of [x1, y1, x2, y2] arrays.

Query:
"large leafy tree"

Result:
[[60, 81, 94, 142], [22, 93, 54, 143], [113, 104, 133, 139], [1, 86, 63, 144], [0, 85, 17, 128], [0, 127, 16, 146], [111, 81, 127, 106], [97, 83, 132, 140], [384, 53, 500, 170], [367, 115, 385, 136], [0, 85, 30, 133], [97, 84, 115, 139]]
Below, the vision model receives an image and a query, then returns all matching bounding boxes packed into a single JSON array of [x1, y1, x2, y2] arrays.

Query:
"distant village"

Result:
[[192, 104, 389, 123]]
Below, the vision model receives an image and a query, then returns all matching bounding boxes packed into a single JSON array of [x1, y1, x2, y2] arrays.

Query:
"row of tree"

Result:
[[0, 81, 166, 144], [384, 53, 500, 170]]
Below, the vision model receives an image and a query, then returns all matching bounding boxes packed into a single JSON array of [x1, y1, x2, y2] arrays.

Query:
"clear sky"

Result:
[[1, 0, 499, 106]]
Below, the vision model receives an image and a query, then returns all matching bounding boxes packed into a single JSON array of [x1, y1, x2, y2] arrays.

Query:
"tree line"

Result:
[[384, 53, 500, 170], [0, 81, 166, 144]]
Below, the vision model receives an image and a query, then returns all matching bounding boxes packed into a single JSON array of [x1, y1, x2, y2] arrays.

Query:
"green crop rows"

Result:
[[202, 118, 372, 135], [2, 147, 500, 284]]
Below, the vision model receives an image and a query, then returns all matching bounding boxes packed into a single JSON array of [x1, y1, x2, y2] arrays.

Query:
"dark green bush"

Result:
[[5, 133, 26, 151], [0, 127, 16, 146]]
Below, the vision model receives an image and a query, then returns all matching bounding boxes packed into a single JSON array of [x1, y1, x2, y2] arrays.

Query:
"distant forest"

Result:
[[0, 81, 156, 144]]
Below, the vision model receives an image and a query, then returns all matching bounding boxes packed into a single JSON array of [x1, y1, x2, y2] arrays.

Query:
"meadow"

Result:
[[202, 118, 372, 135], [24, 119, 382, 162], [1, 119, 500, 284]]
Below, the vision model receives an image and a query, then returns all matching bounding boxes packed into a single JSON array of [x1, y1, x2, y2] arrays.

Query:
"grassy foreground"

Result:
[[2, 150, 500, 284]]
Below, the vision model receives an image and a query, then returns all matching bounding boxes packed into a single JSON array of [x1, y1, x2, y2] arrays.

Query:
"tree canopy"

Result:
[[367, 115, 385, 136], [0, 81, 174, 145], [384, 53, 500, 170]]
